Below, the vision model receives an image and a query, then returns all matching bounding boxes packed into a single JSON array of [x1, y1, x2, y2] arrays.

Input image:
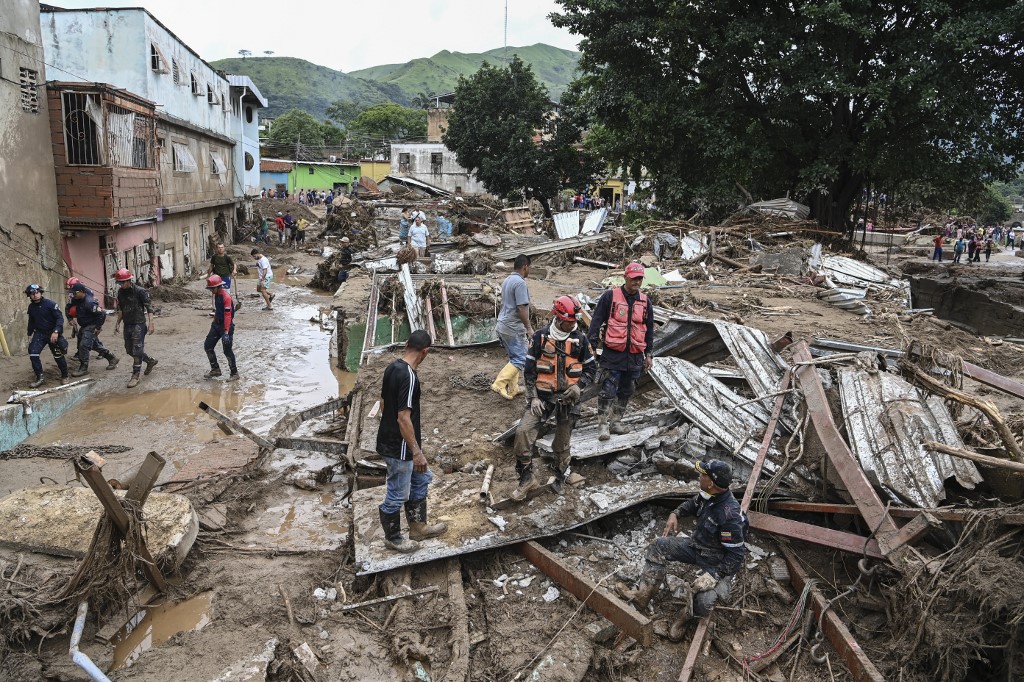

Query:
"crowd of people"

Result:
[[930, 220, 1014, 263]]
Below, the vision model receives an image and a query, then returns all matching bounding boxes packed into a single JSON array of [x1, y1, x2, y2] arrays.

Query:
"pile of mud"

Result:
[[252, 199, 317, 223]]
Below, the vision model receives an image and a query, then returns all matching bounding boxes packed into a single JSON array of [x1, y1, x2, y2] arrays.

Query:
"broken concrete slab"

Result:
[[209, 638, 279, 682], [1, 379, 94, 452], [0, 485, 198, 568], [352, 473, 693, 575]]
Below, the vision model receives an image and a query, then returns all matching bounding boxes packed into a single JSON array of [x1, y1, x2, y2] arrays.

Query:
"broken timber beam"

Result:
[[341, 585, 439, 611], [517, 540, 652, 646], [440, 281, 456, 346], [747, 511, 884, 559], [125, 452, 165, 508], [924, 440, 1024, 473], [297, 397, 349, 422], [741, 370, 791, 514], [677, 617, 710, 682], [767, 500, 1024, 525], [198, 401, 273, 450], [781, 546, 886, 682], [792, 342, 902, 557], [445, 558, 470, 682], [274, 437, 348, 456]]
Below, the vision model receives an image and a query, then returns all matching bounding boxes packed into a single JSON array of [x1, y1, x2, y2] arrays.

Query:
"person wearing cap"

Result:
[[616, 459, 747, 640], [24, 284, 70, 388], [587, 262, 655, 440], [508, 295, 597, 501], [203, 275, 239, 381], [275, 211, 286, 244], [68, 283, 118, 376], [337, 237, 354, 283]]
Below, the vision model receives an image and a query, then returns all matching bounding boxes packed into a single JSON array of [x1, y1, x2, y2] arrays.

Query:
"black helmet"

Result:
[[25, 284, 43, 296], [696, 459, 733, 489]]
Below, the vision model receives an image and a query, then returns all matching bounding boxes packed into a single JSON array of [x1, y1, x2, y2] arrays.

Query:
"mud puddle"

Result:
[[239, 488, 347, 551], [110, 591, 214, 671]]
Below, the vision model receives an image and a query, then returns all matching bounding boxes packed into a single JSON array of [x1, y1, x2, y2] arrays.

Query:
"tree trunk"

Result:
[[537, 195, 553, 219]]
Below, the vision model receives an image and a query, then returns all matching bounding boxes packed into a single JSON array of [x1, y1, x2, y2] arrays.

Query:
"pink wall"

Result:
[[63, 232, 104, 295]]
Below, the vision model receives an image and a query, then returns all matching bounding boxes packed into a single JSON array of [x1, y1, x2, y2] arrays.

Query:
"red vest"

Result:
[[604, 287, 648, 353]]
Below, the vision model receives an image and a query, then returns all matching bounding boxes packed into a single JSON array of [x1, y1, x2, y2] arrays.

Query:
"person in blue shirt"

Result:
[[24, 284, 69, 387], [68, 283, 118, 376]]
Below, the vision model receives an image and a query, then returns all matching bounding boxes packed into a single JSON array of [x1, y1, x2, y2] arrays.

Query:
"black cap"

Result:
[[696, 459, 732, 489], [70, 283, 88, 294]]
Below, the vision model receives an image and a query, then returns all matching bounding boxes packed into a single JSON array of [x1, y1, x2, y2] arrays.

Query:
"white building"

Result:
[[390, 143, 486, 195], [227, 75, 267, 197]]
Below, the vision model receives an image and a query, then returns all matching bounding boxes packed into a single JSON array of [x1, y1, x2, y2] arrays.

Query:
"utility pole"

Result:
[[504, 0, 508, 60]]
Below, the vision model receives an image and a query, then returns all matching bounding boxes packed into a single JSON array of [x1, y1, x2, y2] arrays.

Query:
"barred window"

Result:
[[62, 91, 102, 164]]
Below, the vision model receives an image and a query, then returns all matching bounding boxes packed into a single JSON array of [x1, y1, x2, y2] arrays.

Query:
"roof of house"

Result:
[[260, 160, 292, 173], [262, 158, 361, 168], [227, 75, 268, 108]]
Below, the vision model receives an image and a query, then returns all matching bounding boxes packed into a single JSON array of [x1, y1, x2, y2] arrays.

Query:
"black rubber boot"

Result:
[[405, 499, 448, 540], [610, 397, 631, 435], [379, 508, 419, 553], [30, 375, 45, 388], [597, 398, 612, 441]]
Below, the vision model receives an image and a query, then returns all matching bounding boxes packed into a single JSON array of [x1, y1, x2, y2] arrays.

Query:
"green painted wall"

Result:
[[290, 164, 361, 193]]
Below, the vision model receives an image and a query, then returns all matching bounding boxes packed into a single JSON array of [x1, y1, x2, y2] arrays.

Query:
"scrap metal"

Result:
[[493, 232, 612, 260], [553, 210, 581, 239], [748, 511, 884, 559]]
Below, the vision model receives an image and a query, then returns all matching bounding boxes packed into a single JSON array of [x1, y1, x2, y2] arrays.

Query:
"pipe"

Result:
[[0, 323, 10, 357], [479, 464, 495, 502], [70, 601, 113, 682]]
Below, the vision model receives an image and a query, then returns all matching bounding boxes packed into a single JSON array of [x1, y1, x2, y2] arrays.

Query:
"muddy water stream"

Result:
[[109, 591, 214, 671]]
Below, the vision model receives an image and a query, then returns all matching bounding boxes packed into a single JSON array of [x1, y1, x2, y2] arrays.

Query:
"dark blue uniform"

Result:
[[116, 283, 156, 376], [70, 290, 115, 372], [26, 297, 69, 379]]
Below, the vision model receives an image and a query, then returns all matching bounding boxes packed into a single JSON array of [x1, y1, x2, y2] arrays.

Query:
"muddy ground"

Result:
[[3, 217, 1024, 681]]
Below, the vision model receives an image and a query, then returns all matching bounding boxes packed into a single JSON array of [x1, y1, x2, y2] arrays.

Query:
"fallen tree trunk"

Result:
[[922, 441, 1024, 474]]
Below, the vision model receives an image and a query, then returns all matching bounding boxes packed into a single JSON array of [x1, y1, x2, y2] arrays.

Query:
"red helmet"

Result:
[[66, 277, 81, 288], [114, 268, 133, 282], [552, 295, 580, 322], [206, 274, 224, 289]]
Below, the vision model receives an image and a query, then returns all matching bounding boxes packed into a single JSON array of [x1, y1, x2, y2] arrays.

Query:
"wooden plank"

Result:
[[792, 341, 901, 556], [198, 401, 273, 450], [274, 437, 348, 456], [445, 558, 470, 682], [517, 540, 652, 646], [125, 452, 165, 508], [425, 295, 438, 342], [340, 585, 439, 611], [740, 370, 791, 514], [781, 547, 886, 682], [677, 617, 710, 682], [924, 440, 1024, 474], [439, 281, 456, 346], [748, 511, 885, 559], [766, 500, 1024, 525]]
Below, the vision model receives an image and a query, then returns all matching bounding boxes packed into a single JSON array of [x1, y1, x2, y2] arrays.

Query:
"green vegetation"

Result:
[[268, 109, 343, 147], [443, 57, 602, 217], [349, 104, 426, 141], [553, 1, 1024, 229], [213, 45, 580, 121]]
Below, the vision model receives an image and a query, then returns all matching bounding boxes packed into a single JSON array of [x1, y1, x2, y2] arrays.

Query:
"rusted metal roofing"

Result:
[[837, 367, 983, 507], [553, 211, 581, 239]]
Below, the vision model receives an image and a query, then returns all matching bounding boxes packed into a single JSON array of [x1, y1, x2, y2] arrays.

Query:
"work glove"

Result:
[[559, 384, 581, 404], [531, 398, 545, 417], [692, 571, 718, 593]]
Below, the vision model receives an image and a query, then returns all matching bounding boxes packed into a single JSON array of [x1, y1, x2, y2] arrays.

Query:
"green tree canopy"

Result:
[[321, 122, 345, 146], [552, 1, 1024, 229], [325, 101, 367, 128], [348, 103, 427, 141], [269, 109, 326, 147], [443, 57, 604, 216]]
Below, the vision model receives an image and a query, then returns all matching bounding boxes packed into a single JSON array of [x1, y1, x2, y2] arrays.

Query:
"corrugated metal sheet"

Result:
[[711, 319, 789, 400], [398, 264, 424, 331], [837, 368, 983, 507], [817, 287, 872, 315], [749, 198, 811, 220], [581, 208, 608, 234], [493, 232, 612, 260], [553, 211, 581, 239], [536, 423, 665, 459], [820, 256, 891, 287]]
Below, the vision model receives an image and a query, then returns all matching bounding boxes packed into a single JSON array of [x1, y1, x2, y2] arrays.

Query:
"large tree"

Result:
[[348, 103, 427, 141], [443, 57, 603, 217], [269, 108, 326, 147], [552, 1, 1024, 229]]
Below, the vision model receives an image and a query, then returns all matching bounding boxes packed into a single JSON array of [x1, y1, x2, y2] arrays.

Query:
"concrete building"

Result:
[[227, 75, 267, 197], [259, 159, 361, 196], [390, 143, 486, 195], [0, 0, 63, 345], [40, 5, 243, 293], [259, 160, 291, 196]]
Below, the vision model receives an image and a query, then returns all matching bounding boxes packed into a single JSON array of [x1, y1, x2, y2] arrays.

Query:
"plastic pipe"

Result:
[[70, 601, 113, 682], [0, 323, 10, 357]]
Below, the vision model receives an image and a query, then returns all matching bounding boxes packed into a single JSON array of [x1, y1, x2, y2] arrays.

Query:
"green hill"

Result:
[[212, 44, 580, 121], [350, 44, 580, 101], [209, 56, 400, 120]]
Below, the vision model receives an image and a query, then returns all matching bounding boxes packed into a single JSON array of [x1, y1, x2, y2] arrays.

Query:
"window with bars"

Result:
[[62, 91, 101, 164], [172, 60, 180, 86], [107, 104, 154, 169], [430, 152, 443, 175], [19, 68, 39, 113]]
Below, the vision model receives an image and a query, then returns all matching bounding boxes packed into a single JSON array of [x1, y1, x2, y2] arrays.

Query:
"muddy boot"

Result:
[[615, 577, 659, 611], [71, 365, 89, 377], [668, 602, 693, 642], [610, 398, 631, 435], [105, 353, 119, 370], [144, 357, 158, 375], [508, 367, 524, 398], [126, 373, 140, 388], [551, 455, 572, 495], [490, 363, 516, 400], [379, 508, 419, 553], [597, 399, 612, 441], [511, 460, 541, 501], [405, 499, 448, 540], [204, 367, 222, 379], [30, 375, 45, 388], [60, 375, 69, 385], [227, 372, 240, 382]]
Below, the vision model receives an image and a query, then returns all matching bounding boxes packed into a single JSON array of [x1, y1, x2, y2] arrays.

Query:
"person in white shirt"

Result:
[[250, 248, 275, 310], [408, 216, 430, 257]]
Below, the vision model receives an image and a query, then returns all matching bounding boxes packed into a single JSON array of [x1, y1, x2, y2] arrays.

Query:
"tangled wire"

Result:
[[449, 373, 494, 391]]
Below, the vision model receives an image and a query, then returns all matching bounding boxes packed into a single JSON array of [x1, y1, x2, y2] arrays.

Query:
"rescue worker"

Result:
[[203, 274, 239, 381], [491, 254, 533, 400], [64, 277, 92, 363], [510, 295, 597, 500], [25, 284, 70, 388], [587, 262, 655, 440], [112, 268, 157, 388], [68, 283, 118, 376], [616, 459, 747, 640]]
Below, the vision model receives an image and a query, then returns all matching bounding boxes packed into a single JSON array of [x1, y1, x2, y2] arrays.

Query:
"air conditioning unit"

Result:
[[329, 155, 337, 162]]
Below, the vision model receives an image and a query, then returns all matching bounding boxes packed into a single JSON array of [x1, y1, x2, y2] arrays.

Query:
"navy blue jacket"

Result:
[[672, 488, 747, 577], [27, 297, 64, 336], [72, 292, 106, 328]]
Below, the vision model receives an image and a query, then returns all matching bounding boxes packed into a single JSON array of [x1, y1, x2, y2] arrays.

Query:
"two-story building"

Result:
[[0, 0, 63, 342], [40, 5, 247, 297], [390, 98, 486, 195]]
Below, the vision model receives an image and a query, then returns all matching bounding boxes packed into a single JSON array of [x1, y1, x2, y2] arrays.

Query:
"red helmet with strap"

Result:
[[206, 274, 224, 289], [114, 268, 133, 282], [66, 277, 81, 288], [552, 295, 580, 322]]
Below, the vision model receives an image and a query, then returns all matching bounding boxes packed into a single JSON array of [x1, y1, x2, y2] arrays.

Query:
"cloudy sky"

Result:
[[50, 0, 580, 71]]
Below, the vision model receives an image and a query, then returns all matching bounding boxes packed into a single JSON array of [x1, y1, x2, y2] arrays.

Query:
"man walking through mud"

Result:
[[203, 275, 239, 381], [24, 283, 70, 387], [68, 283, 118, 376], [112, 268, 157, 388], [376, 330, 448, 553]]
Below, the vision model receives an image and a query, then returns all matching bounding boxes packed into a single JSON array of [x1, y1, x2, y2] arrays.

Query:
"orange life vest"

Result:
[[535, 334, 585, 394], [603, 287, 648, 353]]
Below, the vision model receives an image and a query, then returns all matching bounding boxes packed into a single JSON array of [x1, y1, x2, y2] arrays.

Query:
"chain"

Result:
[[449, 373, 494, 391]]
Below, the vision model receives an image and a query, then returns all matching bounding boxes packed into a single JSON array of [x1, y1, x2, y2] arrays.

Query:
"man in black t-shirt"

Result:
[[376, 330, 448, 553]]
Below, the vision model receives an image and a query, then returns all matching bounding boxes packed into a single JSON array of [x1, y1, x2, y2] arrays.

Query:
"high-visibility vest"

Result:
[[535, 335, 584, 394], [603, 287, 648, 353]]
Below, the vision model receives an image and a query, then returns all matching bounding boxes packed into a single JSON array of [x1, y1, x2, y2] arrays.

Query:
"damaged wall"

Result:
[[911, 276, 1024, 336], [390, 142, 487, 195], [0, 0, 64, 341]]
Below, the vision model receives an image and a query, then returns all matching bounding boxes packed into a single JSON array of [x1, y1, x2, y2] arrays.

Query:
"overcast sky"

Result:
[[49, 0, 579, 72]]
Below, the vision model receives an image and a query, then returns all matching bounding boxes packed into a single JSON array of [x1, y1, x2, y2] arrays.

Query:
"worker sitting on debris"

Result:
[[376, 330, 448, 553], [510, 295, 597, 501], [588, 262, 655, 440], [203, 275, 239, 381], [617, 459, 747, 640], [25, 284, 70, 388], [68, 283, 118, 377], [492, 254, 534, 400]]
